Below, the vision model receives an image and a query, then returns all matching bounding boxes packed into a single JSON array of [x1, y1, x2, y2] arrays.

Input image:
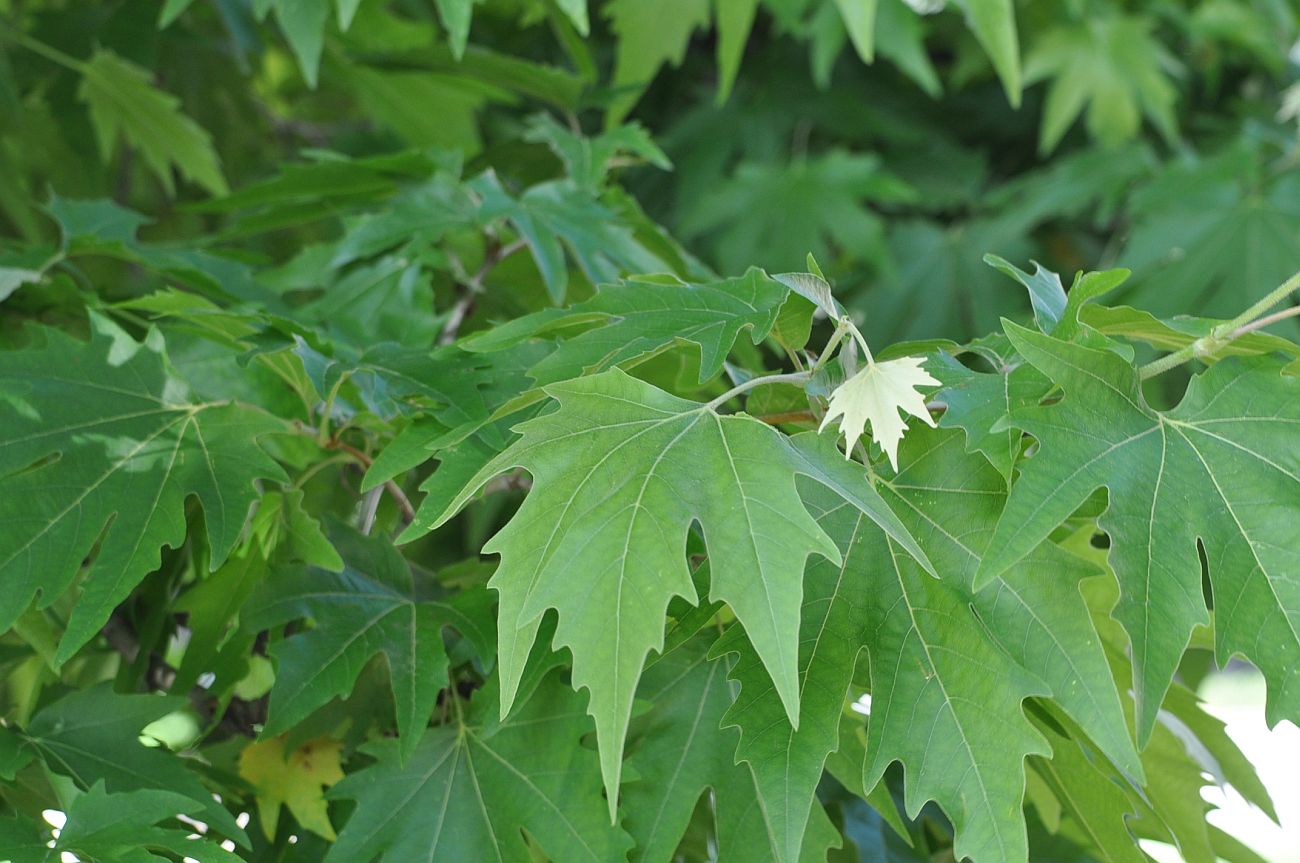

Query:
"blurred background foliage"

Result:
[[3, 3, 1300, 860], [4, 0, 1300, 349]]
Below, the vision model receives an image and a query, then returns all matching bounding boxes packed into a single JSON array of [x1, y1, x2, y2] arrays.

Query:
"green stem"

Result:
[[1225, 269, 1300, 331], [703, 371, 812, 411], [1139, 268, 1300, 380], [316, 373, 349, 445], [846, 320, 873, 364], [809, 319, 849, 376], [1230, 303, 1300, 337]]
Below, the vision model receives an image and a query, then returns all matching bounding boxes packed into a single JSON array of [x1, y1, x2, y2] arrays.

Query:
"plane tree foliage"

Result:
[[0, 0, 1298, 861]]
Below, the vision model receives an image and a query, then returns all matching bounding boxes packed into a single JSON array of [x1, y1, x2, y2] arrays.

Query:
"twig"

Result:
[[703, 371, 812, 411], [439, 239, 528, 346], [1230, 304, 1300, 338], [755, 410, 817, 425], [359, 487, 382, 535], [329, 441, 417, 523], [1140, 269, 1300, 380]]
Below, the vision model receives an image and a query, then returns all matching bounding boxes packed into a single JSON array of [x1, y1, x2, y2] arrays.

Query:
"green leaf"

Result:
[[158, 0, 198, 27], [408, 369, 932, 815], [470, 172, 672, 303], [773, 269, 843, 321], [463, 269, 791, 385], [874, 0, 941, 97], [77, 49, 227, 196], [715, 0, 760, 101], [1120, 142, 1300, 330], [723, 426, 1138, 862], [933, 352, 1048, 482], [0, 726, 32, 781], [24, 685, 246, 844], [269, 0, 330, 87], [834, 0, 879, 64], [709, 482, 875, 863], [434, 0, 479, 59], [0, 813, 46, 863], [245, 526, 490, 760], [957, 0, 1021, 106], [248, 488, 344, 571], [526, 114, 671, 191], [325, 671, 632, 863], [604, 0, 710, 124], [1029, 724, 1145, 863], [343, 63, 493, 154], [855, 505, 1049, 861], [680, 151, 912, 274], [0, 315, 286, 661], [1025, 16, 1178, 153], [171, 548, 266, 694], [1082, 304, 1300, 368], [984, 254, 1067, 333], [56, 782, 241, 863], [624, 632, 839, 862], [979, 323, 1300, 746]]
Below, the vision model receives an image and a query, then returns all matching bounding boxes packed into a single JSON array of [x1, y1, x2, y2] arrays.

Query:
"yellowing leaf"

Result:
[[239, 737, 343, 841], [820, 355, 939, 470]]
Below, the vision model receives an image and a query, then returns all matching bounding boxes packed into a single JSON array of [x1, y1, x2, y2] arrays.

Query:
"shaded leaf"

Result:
[[78, 50, 226, 195], [0, 315, 285, 661], [325, 672, 631, 863]]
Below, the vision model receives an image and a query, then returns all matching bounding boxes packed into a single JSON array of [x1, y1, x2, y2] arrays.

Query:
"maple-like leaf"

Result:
[[709, 482, 876, 863], [1030, 729, 1146, 863], [1119, 140, 1300, 332], [679, 151, 911, 274], [238, 736, 344, 841], [77, 49, 227, 195], [409, 369, 931, 813], [604, 0, 710, 124], [622, 632, 841, 862], [325, 672, 631, 863], [463, 268, 791, 385], [718, 427, 1137, 862], [978, 323, 1300, 745], [0, 315, 286, 662], [22, 685, 246, 845], [820, 355, 940, 470], [858, 527, 1049, 860], [526, 113, 671, 192], [244, 526, 492, 760], [470, 171, 670, 303], [1024, 15, 1178, 153], [55, 783, 241, 863]]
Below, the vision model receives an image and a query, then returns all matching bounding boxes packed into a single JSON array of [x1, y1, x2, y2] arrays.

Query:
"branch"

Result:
[[439, 239, 528, 346], [331, 441, 417, 522]]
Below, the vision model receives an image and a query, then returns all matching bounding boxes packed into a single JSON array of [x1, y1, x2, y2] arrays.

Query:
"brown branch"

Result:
[[439, 238, 528, 346], [325, 439, 417, 522], [755, 410, 817, 425]]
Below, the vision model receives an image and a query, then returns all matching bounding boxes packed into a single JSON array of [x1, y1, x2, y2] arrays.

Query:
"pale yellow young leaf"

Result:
[[238, 736, 343, 840], [819, 356, 939, 470]]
